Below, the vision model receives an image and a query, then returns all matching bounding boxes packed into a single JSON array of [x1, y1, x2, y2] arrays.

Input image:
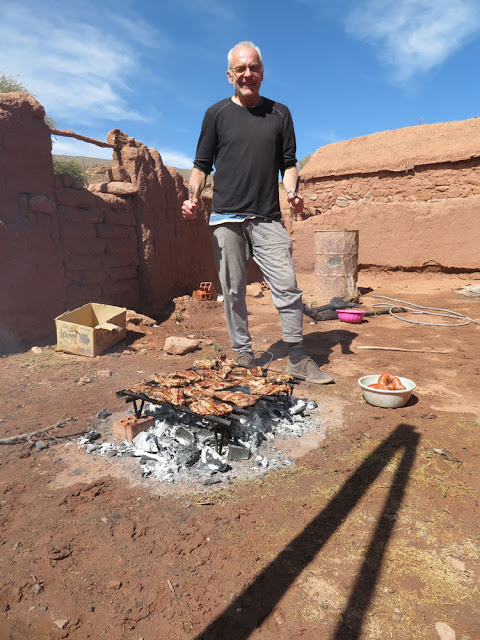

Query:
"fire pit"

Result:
[[116, 357, 301, 453]]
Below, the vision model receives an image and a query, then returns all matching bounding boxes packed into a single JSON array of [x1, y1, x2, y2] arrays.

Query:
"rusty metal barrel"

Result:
[[314, 230, 359, 302]]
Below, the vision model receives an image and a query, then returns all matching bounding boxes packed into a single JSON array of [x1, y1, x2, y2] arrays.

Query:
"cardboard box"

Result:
[[55, 303, 127, 357]]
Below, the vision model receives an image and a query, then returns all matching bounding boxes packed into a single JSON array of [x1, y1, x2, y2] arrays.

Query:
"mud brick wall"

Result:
[[0, 93, 216, 351], [281, 161, 480, 273], [55, 177, 140, 311]]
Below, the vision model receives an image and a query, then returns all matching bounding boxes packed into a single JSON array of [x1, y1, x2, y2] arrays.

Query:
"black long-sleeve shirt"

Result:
[[193, 97, 297, 219]]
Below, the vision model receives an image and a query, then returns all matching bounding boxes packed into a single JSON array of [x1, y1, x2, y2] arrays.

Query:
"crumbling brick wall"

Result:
[[0, 93, 216, 351]]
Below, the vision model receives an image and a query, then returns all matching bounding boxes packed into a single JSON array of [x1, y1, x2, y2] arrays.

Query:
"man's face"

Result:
[[227, 47, 263, 103]]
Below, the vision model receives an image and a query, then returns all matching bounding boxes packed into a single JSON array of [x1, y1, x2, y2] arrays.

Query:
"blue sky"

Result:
[[1, 0, 480, 168]]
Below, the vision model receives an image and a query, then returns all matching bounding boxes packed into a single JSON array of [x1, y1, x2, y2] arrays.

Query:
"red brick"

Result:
[[96, 224, 130, 239], [103, 252, 139, 268], [64, 237, 106, 255], [107, 265, 138, 281], [112, 415, 154, 441], [55, 187, 96, 208], [68, 269, 102, 286], [65, 284, 103, 305], [106, 238, 136, 254], [60, 206, 103, 224], [95, 192, 129, 210], [62, 221, 97, 240], [102, 278, 137, 297], [104, 210, 136, 226], [66, 254, 104, 270]]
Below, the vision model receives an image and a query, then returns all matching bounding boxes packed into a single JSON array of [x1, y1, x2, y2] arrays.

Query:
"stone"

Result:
[[34, 440, 48, 450], [227, 444, 250, 461], [435, 622, 456, 640], [31, 583, 44, 594], [78, 376, 92, 385], [96, 409, 112, 420], [445, 556, 466, 572], [163, 336, 200, 356], [106, 181, 139, 196], [111, 166, 129, 181], [53, 619, 69, 630], [126, 310, 157, 326], [29, 195, 56, 214], [88, 182, 108, 193], [85, 444, 100, 454], [31, 346, 42, 354]]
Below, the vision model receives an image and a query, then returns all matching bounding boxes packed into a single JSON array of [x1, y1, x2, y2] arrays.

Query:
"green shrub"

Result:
[[53, 160, 89, 186], [0, 73, 28, 93], [0, 72, 58, 129]]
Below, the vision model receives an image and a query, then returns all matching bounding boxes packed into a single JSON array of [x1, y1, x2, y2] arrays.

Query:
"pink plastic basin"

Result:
[[336, 309, 366, 323]]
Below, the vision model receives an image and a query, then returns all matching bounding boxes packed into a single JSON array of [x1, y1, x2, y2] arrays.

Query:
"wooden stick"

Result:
[[49, 128, 115, 149], [356, 346, 449, 354], [0, 414, 74, 444]]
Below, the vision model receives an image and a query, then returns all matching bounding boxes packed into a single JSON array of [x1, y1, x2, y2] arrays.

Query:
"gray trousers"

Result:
[[212, 218, 304, 353]]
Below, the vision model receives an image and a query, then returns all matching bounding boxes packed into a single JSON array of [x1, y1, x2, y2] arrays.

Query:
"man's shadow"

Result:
[[256, 329, 358, 368], [195, 423, 420, 640]]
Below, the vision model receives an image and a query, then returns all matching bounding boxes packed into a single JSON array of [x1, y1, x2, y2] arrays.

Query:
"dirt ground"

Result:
[[1, 271, 479, 640]]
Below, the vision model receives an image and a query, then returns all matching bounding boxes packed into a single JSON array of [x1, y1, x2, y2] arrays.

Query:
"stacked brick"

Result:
[[296, 160, 480, 221], [55, 172, 141, 311]]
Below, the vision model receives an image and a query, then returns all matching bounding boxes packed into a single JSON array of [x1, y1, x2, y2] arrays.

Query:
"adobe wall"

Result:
[[0, 93, 216, 351], [282, 162, 480, 273]]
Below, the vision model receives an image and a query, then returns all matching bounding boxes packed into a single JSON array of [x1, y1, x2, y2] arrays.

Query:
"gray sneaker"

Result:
[[287, 357, 334, 384], [236, 352, 254, 368]]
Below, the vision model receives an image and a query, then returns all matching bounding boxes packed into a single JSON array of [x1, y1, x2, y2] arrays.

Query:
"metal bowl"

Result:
[[358, 375, 416, 408]]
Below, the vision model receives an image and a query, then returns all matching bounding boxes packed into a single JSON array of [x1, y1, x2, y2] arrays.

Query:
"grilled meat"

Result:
[[213, 390, 259, 408], [189, 397, 234, 416], [265, 371, 294, 384]]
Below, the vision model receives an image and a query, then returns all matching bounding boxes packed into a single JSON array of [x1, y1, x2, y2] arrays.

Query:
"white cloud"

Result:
[[0, 4, 162, 126], [51, 138, 114, 160], [346, 0, 480, 83], [159, 150, 194, 169]]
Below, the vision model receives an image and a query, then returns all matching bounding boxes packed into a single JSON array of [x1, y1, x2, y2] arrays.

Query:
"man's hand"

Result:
[[287, 190, 304, 216], [182, 197, 198, 220]]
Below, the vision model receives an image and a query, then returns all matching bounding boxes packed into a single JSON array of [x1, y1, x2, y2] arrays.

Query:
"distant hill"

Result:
[[52, 155, 114, 169], [52, 155, 212, 185]]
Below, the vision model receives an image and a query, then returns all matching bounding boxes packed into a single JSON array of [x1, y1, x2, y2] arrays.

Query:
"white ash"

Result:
[[77, 395, 323, 484]]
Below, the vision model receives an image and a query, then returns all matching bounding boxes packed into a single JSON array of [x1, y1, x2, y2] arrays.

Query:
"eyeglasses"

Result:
[[230, 63, 262, 76]]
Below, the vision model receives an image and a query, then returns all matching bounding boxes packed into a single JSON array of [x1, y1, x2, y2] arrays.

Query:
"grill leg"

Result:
[[214, 426, 227, 455]]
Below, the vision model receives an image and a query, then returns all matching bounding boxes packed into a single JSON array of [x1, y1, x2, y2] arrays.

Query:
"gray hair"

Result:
[[227, 41, 263, 69]]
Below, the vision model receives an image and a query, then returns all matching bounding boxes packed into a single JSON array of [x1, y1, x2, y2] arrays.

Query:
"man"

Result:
[[181, 41, 333, 384]]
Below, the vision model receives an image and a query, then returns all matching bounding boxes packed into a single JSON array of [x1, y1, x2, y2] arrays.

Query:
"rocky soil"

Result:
[[0, 272, 479, 640]]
